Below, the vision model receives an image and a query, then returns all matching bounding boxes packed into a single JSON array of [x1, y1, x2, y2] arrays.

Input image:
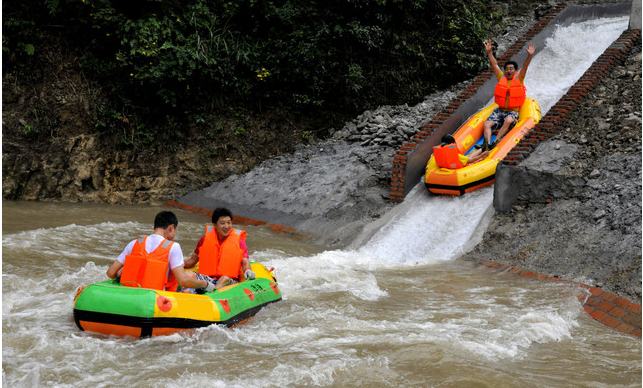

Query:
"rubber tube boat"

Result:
[[424, 98, 541, 195], [73, 262, 281, 338]]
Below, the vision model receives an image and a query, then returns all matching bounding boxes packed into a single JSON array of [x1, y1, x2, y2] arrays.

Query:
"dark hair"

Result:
[[154, 211, 178, 229], [504, 60, 519, 71], [212, 207, 233, 224], [440, 133, 456, 145]]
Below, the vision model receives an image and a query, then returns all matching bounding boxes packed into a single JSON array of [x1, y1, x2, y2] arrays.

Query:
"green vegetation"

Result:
[[3, 0, 493, 140]]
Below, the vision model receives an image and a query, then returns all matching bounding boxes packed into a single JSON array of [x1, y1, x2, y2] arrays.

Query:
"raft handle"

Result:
[[121, 280, 142, 288]]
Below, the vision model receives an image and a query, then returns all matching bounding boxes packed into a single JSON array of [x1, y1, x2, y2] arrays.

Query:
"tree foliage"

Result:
[[3, 0, 492, 116]]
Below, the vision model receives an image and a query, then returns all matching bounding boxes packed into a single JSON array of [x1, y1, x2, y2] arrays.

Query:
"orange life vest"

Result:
[[197, 226, 246, 280], [494, 73, 526, 109], [120, 236, 178, 291], [433, 143, 466, 169]]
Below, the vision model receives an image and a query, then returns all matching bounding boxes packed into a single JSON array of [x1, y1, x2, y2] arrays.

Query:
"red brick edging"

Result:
[[477, 259, 642, 338], [163, 200, 317, 242]]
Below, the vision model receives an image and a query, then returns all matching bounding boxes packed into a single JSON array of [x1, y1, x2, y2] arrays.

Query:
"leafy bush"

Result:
[[4, 0, 491, 121]]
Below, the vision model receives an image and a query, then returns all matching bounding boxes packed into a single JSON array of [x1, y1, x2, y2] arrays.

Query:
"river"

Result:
[[3, 194, 641, 387], [2, 14, 641, 388]]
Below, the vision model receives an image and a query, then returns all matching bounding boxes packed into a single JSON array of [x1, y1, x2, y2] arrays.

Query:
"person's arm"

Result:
[[172, 266, 213, 289], [106, 260, 123, 279], [184, 251, 199, 269], [240, 257, 256, 281], [107, 240, 135, 278], [485, 39, 502, 79], [239, 239, 255, 280], [519, 42, 536, 83], [168, 242, 212, 290], [241, 257, 251, 273], [467, 150, 490, 164], [183, 236, 204, 268]]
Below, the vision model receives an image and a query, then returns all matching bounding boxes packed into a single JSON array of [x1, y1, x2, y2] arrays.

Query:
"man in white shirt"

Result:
[[107, 211, 216, 292]]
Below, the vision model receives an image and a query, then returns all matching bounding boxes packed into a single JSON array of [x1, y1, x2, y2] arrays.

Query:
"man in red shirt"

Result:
[[184, 208, 255, 290]]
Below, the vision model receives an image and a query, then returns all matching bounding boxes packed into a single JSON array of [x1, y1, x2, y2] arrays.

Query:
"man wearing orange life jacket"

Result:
[[184, 207, 255, 290], [106, 211, 217, 293], [482, 39, 536, 151]]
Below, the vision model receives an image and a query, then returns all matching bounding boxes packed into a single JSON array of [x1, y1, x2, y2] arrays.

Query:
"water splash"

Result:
[[526, 16, 629, 114]]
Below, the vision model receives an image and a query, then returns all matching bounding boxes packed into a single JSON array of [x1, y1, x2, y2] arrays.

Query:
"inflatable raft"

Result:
[[73, 262, 281, 338], [425, 98, 541, 195]]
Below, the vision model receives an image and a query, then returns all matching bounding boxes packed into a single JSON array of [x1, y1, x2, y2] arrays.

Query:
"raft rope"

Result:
[[90, 281, 280, 304]]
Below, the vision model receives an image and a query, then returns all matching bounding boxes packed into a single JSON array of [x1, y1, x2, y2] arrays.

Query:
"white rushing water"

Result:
[[3, 16, 639, 388]]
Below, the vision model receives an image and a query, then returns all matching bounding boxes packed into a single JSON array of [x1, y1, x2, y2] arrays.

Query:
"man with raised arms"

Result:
[[482, 39, 536, 151]]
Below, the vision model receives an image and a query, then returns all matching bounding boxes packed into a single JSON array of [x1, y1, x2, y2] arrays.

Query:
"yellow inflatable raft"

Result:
[[73, 262, 281, 338], [424, 98, 541, 195]]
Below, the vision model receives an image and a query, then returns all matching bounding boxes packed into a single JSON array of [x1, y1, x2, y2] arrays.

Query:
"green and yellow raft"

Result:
[[73, 262, 281, 338]]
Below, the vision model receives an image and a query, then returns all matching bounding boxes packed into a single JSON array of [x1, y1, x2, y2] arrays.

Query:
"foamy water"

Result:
[[526, 16, 630, 113]]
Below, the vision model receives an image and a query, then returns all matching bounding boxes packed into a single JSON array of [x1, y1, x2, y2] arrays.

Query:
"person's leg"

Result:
[[483, 109, 501, 151], [492, 111, 519, 148], [494, 116, 514, 143], [483, 120, 494, 146], [215, 276, 231, 289]]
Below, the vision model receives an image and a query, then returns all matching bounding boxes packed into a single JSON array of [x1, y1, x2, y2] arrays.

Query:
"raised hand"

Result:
[[484, 39, 493, 53], [526, 42, 536, 56]]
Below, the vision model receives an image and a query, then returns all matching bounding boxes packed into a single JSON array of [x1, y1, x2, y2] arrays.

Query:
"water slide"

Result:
[[399, 2, 635, 199]]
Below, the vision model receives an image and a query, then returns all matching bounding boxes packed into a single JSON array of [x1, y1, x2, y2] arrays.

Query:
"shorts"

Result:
[[488, 109, 519, 131], [178, 273, 238, 294], [195, 272, 238, 286]]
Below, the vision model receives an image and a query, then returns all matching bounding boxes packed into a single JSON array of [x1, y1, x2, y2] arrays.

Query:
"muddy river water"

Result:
[[2, 199, 640, 387]]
